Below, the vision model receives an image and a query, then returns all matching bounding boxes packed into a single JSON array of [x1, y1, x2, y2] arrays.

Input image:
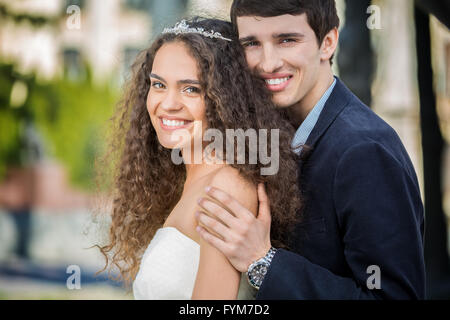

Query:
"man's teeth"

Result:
[[265, 77, 290, 85], [162, 119, 187, 127]]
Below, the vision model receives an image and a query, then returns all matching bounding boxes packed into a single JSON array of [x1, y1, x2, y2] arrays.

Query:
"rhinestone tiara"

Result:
[[162, 19, 232, 42]]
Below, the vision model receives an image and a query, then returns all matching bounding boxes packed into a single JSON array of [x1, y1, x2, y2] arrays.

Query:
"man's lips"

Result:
[[262, 74, 293, 92]]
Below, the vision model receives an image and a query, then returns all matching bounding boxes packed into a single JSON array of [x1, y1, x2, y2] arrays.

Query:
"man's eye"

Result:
[[280, 38, 296, 44], [243, 41, 259, 48], [151, 82, 165, 89]]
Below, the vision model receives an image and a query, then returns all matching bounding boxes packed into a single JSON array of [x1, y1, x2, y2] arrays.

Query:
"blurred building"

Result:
[[431, 16, 450, 219], [370, 0, 423, 193], [0, 0, 151, 84], [0, 0, 232, 84]]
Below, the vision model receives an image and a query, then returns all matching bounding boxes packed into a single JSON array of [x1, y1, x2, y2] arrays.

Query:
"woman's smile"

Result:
[[159, 116, 194, 131]]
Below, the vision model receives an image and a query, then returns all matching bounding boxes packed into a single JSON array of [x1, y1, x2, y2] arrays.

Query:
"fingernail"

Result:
[[196, 226, 201, 232], [195, 211, 199, 218], [197, 198, 202, 205], [205, 186, 211, 192]]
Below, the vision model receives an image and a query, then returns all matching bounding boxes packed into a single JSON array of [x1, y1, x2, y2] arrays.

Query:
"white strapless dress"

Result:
[[133, 227, 257, 300]]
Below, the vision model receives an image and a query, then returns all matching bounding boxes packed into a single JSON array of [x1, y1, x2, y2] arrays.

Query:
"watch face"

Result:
[[248, 262, 268, 288]]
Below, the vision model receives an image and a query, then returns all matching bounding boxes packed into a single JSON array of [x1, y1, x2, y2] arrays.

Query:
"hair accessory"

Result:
[[162, 19, 232, 42]]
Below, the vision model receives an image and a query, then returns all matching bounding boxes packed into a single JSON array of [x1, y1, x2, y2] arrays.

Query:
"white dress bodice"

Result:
[[133, 227, 256, 300]]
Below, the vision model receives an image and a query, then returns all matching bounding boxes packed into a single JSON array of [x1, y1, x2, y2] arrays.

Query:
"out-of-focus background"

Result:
[[0, 0, 449, 299]]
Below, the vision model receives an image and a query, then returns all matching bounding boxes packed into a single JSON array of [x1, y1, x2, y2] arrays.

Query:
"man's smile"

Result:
[[262, 74, 294, 92]]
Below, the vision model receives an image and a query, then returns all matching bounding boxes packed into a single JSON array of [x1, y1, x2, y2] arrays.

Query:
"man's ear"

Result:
[[320, 27, 339, 62]]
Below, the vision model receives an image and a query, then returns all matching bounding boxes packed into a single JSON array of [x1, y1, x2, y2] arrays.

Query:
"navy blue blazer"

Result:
[[257, 78, 425, 300]]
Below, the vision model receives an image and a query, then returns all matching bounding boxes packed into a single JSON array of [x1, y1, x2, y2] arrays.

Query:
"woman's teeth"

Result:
[[162, 118, 187, 126], [265, 77, 290, 85]]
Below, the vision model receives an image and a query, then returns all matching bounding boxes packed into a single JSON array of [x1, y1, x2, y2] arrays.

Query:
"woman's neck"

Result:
[[184, 163, 224, 186], [182, 148, 226, 187]]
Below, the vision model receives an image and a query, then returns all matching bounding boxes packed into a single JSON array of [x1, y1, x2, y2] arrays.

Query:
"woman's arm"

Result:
[[191, 167, 258, 300]]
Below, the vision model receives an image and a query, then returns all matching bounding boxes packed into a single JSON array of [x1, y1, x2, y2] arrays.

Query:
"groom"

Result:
[[195, 0, 425, 299]]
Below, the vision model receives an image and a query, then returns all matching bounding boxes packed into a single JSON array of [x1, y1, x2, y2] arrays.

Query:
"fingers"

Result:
[[257, 183, 271, 225], [196, 225, 228, 253], [197, 197, 239, 229], [196, 211, 229, 241], [204, 186, 254, 220]]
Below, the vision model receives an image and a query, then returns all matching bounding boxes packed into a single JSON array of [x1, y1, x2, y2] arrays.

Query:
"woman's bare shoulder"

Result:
[[208, 166, 258, 215]]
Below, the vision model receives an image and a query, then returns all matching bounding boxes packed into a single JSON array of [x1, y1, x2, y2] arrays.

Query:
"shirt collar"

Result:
[[291, 77, 337, 154]]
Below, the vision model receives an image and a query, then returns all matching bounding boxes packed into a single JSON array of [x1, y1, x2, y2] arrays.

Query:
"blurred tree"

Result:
[[414, 1, 450, 299], [0, 1, 58, 260], [0, 2, 53, 181], [0, 2, 117, 191], [337, 0, 374, 107], [0, 1, 116, 263], [30, 70, 117, 190], [0, 2, 58, 27], [0, 63, 117, 189]]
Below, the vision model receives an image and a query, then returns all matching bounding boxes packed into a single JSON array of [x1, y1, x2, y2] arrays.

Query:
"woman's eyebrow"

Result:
[[150, 73, 165, 82], [150, 73, 200, 85], [178, 79, 201, 85]]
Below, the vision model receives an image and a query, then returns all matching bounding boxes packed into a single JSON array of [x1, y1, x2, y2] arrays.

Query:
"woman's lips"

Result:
[[159, 117, 193, 131]]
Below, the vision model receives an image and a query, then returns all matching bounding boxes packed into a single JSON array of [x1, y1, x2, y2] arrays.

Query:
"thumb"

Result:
[[257, 183, 271, 225]]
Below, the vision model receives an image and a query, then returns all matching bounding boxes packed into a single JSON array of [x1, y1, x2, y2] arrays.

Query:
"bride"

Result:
[[96, 18, 302, 300]]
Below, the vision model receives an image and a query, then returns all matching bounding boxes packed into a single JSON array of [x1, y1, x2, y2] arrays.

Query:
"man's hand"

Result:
[[195, 183, 272, 272]]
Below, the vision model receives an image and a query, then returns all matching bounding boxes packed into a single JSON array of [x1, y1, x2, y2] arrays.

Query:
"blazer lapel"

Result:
[[304, 77, 354, 149]]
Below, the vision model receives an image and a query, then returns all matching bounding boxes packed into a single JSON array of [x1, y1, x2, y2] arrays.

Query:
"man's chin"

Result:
[[272, 95, 299, 109]]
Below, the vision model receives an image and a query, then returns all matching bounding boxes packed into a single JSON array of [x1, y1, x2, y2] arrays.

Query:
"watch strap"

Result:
[[246, 246, 278, 290], [264, 246, 277, 264]]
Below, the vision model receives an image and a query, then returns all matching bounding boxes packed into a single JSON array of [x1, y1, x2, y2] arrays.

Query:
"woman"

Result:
[[96, 18, 302, 299]]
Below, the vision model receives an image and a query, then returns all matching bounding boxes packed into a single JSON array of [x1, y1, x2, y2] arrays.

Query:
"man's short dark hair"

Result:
[[231, 0, 340, 47]]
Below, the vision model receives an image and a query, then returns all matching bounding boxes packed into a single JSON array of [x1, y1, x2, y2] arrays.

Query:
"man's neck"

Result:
[[288, 71, 335, 128]]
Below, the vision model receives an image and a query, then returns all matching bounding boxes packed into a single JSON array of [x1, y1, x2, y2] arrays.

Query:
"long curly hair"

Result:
[[95, 18, 303, 288]]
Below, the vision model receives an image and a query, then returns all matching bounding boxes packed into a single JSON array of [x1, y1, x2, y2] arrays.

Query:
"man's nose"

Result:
[[259, 45, 283, 73]]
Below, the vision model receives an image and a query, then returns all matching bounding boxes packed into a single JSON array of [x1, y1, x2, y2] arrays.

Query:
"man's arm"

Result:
[[257, 141, 425, 299], [197, 141, 425, 299]]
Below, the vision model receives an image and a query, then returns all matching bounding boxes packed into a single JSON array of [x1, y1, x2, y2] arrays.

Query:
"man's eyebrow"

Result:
[[239, 35, 257, 43], [239, 33, 305, 42], [273, 32, 305, 39]]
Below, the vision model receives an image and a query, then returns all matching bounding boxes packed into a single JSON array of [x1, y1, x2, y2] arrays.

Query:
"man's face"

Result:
[[237, 14, 322, 109]]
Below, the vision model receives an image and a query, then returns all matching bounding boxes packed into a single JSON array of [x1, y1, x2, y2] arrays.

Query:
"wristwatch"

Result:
[[246, 247, 277, 290]]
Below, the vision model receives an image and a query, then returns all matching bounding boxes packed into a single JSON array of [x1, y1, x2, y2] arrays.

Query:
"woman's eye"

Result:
[[151, 82, 165, 89], [184, 86, 201, 94]]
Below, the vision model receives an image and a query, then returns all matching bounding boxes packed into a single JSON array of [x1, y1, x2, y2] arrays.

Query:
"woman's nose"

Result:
[[160, 90, 183, 112]]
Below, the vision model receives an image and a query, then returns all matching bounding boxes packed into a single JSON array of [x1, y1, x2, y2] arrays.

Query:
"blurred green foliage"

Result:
[[0, 62, 118, 191], [0, 3, 59, 27]]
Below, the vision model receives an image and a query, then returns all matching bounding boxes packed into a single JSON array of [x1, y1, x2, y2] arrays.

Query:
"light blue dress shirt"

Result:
[[291, 78, 337, 154]]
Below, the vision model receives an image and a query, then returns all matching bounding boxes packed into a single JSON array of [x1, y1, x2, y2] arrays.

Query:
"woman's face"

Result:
[[147, 41, 207, 150]]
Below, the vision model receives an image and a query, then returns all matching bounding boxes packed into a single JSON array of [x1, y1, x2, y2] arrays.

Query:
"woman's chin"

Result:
[[157, 137, 191, 150]]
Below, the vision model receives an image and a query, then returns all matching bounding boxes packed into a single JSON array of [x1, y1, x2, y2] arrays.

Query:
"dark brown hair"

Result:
[[95, 18, 303, 288], [231, 0, 340, 63]]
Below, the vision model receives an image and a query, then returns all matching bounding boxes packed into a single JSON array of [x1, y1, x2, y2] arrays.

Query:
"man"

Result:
[[195, 0, 425, 299]]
